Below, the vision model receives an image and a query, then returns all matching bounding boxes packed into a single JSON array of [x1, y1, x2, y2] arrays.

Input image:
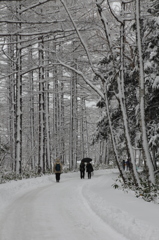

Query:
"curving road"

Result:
[[0, 173, 128, 240]]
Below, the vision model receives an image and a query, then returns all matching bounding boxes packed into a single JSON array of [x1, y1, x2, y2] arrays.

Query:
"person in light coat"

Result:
[[53, 159, 63, 182]]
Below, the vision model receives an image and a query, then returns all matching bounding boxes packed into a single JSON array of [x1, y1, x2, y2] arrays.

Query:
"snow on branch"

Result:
[[19, 0, 52, 14], [55, 57, 104, 99], [60, 0, 106, 84], [152, 76, 159, 90]]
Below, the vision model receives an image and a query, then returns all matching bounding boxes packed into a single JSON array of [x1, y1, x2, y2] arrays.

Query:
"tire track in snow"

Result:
[[0, 174, 129, 240]]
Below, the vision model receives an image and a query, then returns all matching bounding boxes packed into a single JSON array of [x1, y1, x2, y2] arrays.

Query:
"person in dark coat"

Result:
[[122, 160, 126, 171], [79, 161, 85, 179], [126, 157, 131, 171], [53, 159, 63, 182], [86, 162, 94, 179]]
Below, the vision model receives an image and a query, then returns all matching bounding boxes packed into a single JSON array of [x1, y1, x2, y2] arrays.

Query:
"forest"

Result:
[[0, 0, 158, 200]]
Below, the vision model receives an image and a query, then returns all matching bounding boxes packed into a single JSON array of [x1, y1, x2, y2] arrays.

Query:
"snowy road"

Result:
[[0, 169, 159, 240], [0, 172, 127, 240]]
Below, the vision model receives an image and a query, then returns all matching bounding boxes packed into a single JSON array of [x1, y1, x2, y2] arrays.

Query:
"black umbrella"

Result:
[[81, 157, 92, 163]]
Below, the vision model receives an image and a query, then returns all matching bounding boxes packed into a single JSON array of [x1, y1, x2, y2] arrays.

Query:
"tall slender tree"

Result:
[[135, 0, 155, 184], [15, 2, 22, 175]]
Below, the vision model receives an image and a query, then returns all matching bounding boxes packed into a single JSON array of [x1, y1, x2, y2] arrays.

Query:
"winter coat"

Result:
[[86, 163, 93, 173], [53, 159, 63, 173], [80, 163, 85, 172]]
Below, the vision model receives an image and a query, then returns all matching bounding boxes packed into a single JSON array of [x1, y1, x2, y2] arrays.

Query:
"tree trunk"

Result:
[[81, 98, 86, 160], [15, 2, 22, 176], [59, 76, 65, 164], [38, 36, 45, 174], [69, 76, 74, 169], [45, 40, 51, 171], [29, 46, 35, 170], [8, 33, 16, 171], [136, 0, 155, 184]]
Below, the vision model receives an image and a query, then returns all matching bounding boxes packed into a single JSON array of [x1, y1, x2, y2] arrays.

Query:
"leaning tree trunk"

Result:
[[60, 0, 126, 183], [104, 84, 126, 183], [96, 0, 141, 186], [117, 1, 141, 187]]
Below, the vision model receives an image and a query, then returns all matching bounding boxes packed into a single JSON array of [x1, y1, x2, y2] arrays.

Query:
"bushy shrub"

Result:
[[113, 172, 159, 203]]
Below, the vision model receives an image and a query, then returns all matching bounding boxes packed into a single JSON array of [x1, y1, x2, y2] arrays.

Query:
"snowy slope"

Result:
[[0, 169, 158, 240]]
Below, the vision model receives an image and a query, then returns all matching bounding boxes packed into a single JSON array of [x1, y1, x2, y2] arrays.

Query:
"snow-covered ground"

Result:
[[0, 169, 159, 240]]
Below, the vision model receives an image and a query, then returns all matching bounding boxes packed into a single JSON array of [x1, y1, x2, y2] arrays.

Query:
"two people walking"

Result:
[[122, 157, 131, 171], [79, 161, 94, 179]]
